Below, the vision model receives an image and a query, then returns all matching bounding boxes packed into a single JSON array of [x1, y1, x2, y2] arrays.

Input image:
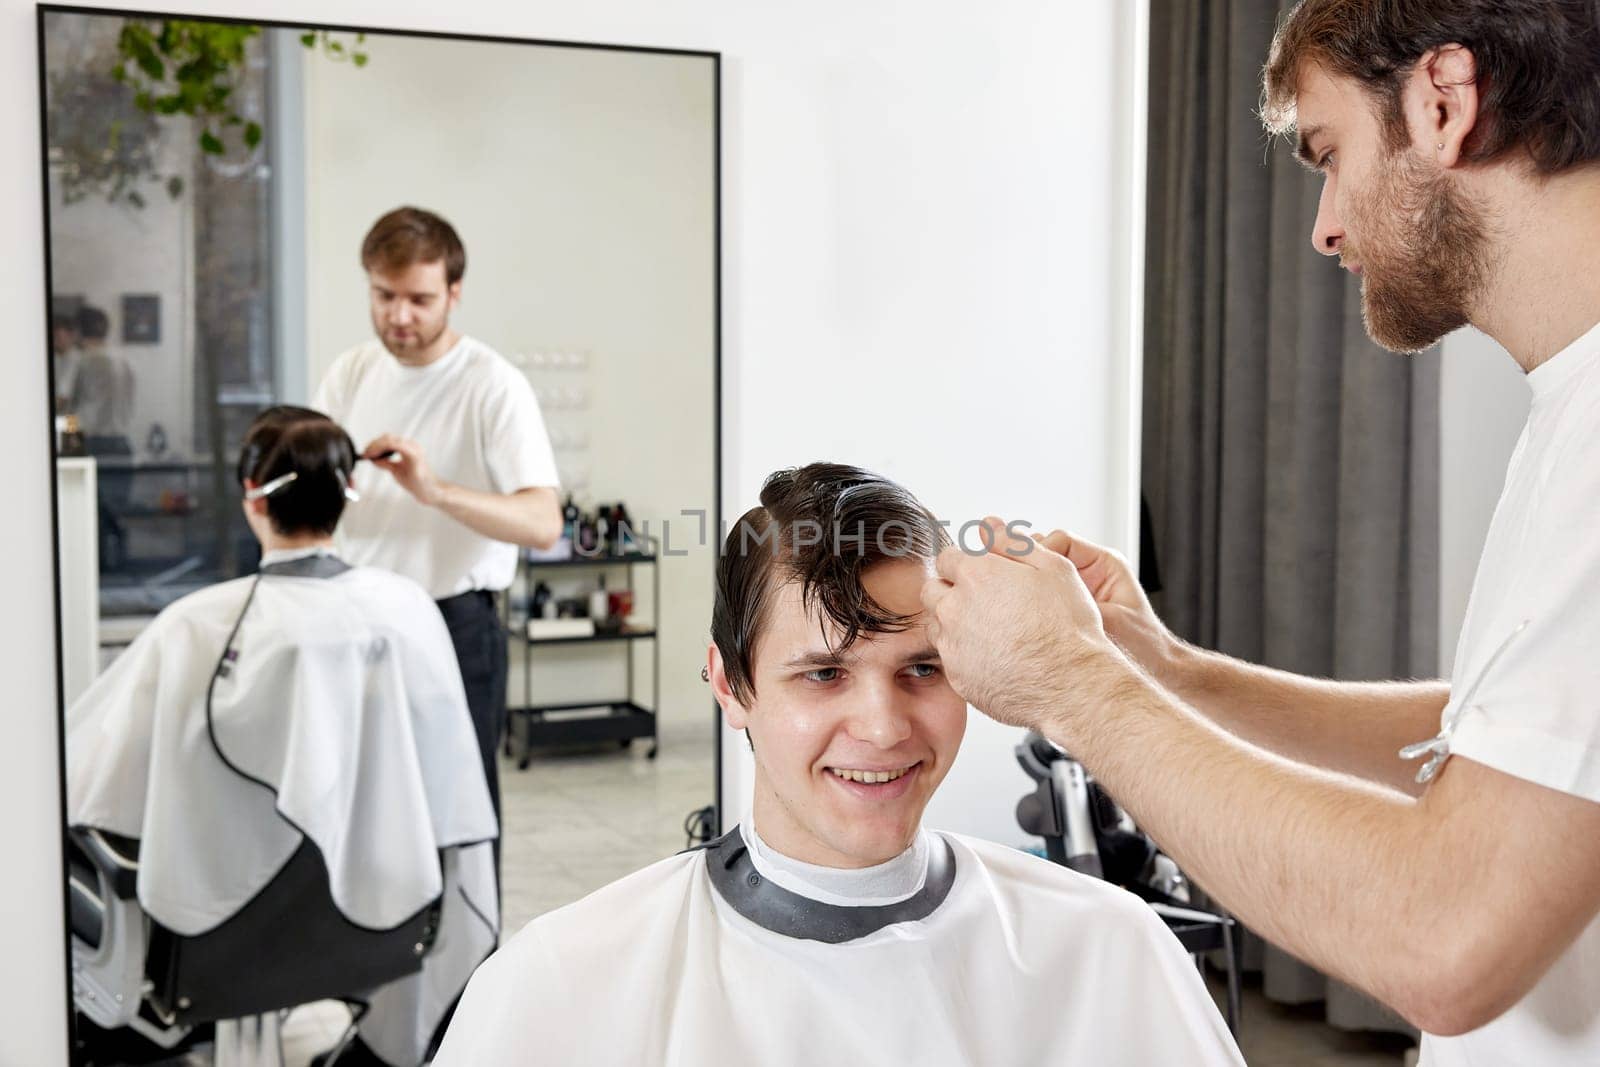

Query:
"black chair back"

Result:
[[144, 837, 441, 1025]]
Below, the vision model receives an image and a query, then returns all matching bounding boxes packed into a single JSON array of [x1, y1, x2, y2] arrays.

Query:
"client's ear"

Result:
[[240, 481, 269, 517], [706, 644, 750, 730]]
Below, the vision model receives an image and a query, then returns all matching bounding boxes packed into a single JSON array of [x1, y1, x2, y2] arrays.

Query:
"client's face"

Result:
[[722, 558, 967, 868]]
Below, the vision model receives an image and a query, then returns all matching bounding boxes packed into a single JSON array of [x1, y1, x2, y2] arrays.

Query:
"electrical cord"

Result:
[[682, 805, 716, 849]]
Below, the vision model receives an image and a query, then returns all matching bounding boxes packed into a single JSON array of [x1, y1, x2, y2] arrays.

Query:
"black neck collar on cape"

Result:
[[258, 554, 351, 580], [701, 825, 955, 944]]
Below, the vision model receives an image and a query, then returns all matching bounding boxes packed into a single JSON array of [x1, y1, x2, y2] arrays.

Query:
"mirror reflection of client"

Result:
[[65, 407, 498, 1067], [313, 206, 562, 848], [434, 464, 1244, 1065]]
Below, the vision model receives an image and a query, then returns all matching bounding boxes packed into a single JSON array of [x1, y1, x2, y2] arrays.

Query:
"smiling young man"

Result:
[[432, 464, 1242, 1066], [923, 3, 1600, 1064]]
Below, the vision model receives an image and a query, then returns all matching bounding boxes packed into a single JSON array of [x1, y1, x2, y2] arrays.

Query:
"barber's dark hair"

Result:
[[76, 306, 109, 341], [712, 463, 949, 705], [360, 206, 467, 285], [1263, 0, 1600, 173], [236, 406, 358, 537]]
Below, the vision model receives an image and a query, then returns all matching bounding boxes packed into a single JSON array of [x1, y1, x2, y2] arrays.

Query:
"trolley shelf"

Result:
[[506, 543, 660, 764], [524, 626, 656, 646], [509, 702, 658, 768], [522, 552, 655, 569]]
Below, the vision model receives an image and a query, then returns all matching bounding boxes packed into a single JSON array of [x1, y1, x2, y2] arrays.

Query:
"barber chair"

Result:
[[1014, 732, 1243, 1035], [68, 826, 442, 1065]]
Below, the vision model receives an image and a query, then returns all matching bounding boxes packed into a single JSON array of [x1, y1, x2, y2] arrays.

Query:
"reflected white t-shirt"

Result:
[[1422, 318, 1600, 1065], [314, 336, 559, 599]]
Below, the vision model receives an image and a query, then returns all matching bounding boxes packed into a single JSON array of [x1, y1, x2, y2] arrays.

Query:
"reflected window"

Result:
[[44, 11, 277, 618]]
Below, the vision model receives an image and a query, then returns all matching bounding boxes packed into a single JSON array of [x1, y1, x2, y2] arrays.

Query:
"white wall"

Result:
[[297, 33, 717, 730], [1437, 327, 1530, 675], [712, 1, 1144, 841], [4, 1, 71, 1059], [2, 3, 1143, 1061]]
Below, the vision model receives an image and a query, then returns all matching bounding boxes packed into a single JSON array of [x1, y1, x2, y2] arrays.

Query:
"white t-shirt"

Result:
[[1422, 319, 1600, 1065], [314, 336, 559, 599]]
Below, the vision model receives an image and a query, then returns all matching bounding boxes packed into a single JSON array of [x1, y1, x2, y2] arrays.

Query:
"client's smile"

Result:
[[827, 762, 920, 784]]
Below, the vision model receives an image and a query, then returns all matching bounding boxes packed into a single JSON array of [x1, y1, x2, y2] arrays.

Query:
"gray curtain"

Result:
[[1143, 0, 1439, 1034]]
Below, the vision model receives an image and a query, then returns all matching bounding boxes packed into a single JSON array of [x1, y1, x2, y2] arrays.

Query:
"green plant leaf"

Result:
[[106, 16, 352, 165], [353, 53, 368, 67], [129, 34, 164, 81]]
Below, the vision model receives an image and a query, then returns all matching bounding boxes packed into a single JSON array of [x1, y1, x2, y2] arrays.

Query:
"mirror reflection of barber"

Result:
[[313, 206, 563, 850]]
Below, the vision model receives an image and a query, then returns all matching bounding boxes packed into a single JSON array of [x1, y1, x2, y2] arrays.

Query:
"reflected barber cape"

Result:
[[434, 824, 1245, 1067], [65, 559, 500, 1065]]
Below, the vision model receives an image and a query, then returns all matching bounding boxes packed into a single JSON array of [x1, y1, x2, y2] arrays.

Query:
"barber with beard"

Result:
[[315, 207, 562, 864], [923, 3, 1600, 1065]]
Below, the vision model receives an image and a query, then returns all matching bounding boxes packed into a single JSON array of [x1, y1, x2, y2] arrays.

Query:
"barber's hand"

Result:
[[920, 517, 1131, 739], [1031, 529, 1187, 685], [364, 434, 445, 508]]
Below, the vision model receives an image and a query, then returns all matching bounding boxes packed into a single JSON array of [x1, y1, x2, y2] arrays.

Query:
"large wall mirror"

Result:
[[41, 7, 719, 1063]]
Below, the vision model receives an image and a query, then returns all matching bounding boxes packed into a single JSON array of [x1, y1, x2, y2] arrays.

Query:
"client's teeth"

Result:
[[830, 766, 911, 784]]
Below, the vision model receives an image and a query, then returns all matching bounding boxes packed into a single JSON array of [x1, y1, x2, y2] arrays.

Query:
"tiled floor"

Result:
[[158, 718, 1417, 1065], [498, 717, 718, 936], [1213, 975, 1414, 1066]]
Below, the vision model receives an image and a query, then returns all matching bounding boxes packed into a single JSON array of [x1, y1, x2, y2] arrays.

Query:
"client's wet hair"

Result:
[[236, 406, 358, 536], [713, 463, 949, 704]]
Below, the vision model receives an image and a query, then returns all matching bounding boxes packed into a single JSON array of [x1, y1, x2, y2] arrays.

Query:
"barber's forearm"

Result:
[[1158, 644, 1447, 795], [434, 484, 562, 549], [1050, 664, 1454, 1024]]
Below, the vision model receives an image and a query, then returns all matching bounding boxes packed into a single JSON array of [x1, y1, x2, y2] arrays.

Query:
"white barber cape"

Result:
[[435, 826, 1244, 1066], [66, 552, 500, 1065]]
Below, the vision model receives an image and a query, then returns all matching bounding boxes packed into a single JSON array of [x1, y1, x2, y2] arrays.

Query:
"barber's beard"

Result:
[[375, 316, 450, 361], [1349, 149, 1490, 354]]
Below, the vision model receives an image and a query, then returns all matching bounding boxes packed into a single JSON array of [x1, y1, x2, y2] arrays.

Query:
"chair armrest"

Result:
[[67, 828, 147, 1031], [70, 827, 141, 899]]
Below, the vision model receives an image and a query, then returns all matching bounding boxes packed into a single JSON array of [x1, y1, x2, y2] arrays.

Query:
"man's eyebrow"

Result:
[[1295, 124, 1326, 169], [778, 645, 943, 670], [780, 649, 852, 670]]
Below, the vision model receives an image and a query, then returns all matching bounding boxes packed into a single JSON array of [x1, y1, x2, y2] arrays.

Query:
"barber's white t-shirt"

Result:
[[1422, 319, 1600, 1065], [314, 336, 559, 599]]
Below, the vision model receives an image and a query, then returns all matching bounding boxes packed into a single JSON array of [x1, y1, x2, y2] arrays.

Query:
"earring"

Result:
[[1437, 142, 1445, 150], [700, 666, 710, 682]]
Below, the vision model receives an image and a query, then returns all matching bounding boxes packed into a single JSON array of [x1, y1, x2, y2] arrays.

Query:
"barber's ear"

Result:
[[447, 281, 463, 313], [1408, 44, 1479, 167], [706, 644, 750, 730]]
